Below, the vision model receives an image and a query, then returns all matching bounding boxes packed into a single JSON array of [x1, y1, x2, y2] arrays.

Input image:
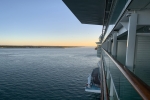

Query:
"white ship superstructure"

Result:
[[62, 0, 150, 99]]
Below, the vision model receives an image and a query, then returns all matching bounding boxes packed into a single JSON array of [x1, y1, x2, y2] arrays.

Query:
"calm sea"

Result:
[[0, 47, 100, 100]]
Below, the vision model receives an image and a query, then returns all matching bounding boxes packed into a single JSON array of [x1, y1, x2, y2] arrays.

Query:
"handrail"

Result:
[[102, 48, 150, 100], [100, 57, 109, 100], [100, 63, 104, 100]]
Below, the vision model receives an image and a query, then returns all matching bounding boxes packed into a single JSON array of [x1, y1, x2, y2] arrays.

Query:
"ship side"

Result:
[[62, 0, 150, 100]]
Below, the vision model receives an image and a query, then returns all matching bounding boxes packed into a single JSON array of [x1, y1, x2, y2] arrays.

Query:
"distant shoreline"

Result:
[[0, 46, 82, 48]]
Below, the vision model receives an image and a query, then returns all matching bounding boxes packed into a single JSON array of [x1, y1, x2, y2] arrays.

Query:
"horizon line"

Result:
[[0, 45, 95, 47]]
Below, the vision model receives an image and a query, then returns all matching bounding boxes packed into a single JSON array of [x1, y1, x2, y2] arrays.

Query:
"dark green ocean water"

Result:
[[0, 47, 100, 100]]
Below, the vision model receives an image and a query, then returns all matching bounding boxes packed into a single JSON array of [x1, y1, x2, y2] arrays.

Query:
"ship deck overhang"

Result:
[[62, 0, 105, 25]]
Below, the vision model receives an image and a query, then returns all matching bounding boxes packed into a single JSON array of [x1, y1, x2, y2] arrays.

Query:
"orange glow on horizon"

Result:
[[0, 39, 98, 46]]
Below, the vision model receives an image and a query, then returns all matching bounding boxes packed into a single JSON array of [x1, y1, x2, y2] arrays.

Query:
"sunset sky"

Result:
[[0, 0, 102, 46]]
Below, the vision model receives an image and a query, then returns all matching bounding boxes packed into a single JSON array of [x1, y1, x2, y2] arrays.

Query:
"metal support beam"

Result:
[[108, 37, 111, 53], [106, 40, 108, 51], [120, 22, 128, 30], [125, 13, 137, 71], [112, 32, 117, 57], [106, 68, 110, 80], [110, 78, 114, 96]]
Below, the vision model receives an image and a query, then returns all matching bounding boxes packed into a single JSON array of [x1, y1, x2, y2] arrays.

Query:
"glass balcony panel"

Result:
[[102, 50, 142, 100]]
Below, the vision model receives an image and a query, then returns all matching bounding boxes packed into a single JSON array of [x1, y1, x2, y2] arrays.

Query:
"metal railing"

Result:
[[100, 56, 109, 100], [102, 48, 150, 100]]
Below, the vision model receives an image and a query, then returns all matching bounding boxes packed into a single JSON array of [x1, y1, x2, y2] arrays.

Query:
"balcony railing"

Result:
[[100, 57, 109, 100], [102, 48, 150, 100]]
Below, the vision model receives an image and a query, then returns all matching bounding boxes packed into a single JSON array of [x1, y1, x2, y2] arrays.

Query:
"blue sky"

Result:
[[0, 0, 102, 46]]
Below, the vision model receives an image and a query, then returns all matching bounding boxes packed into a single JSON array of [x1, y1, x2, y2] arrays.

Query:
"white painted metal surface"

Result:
[[87, 74, 91, 88], [108, 37, 111, 53], [125, 13, 137, 71], [85, 88, 101, 93], [112, 32, 117, 57]]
